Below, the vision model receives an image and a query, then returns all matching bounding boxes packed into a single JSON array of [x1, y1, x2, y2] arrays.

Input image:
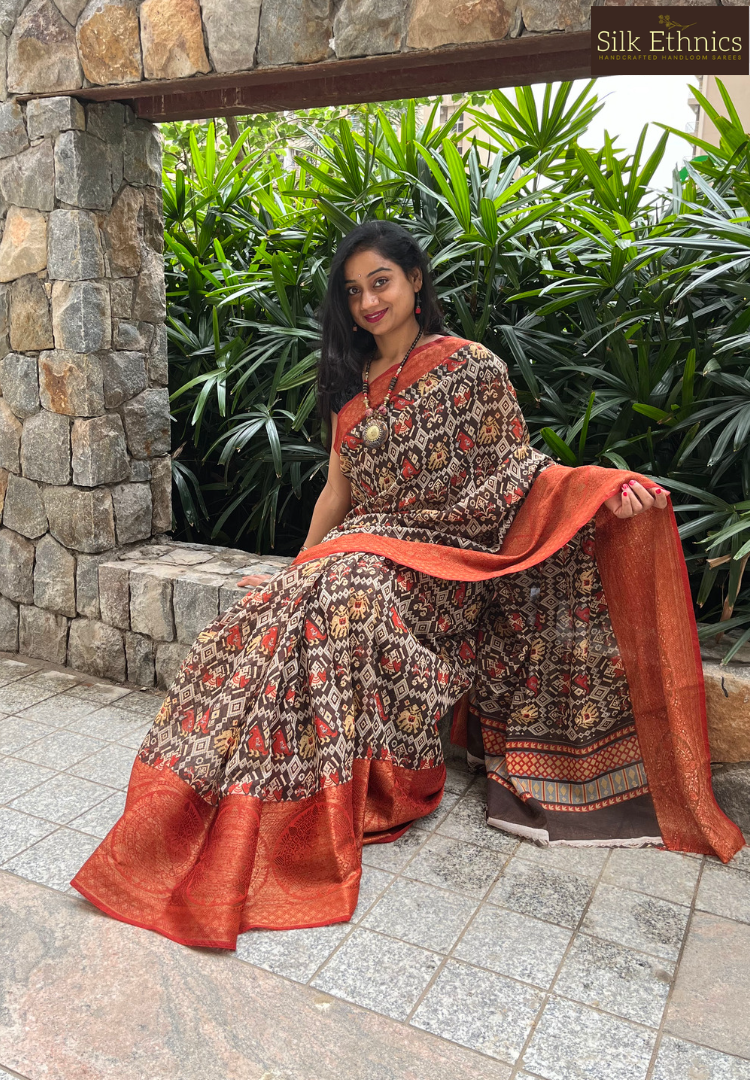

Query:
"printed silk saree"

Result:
[[71, 335, 744, 949]]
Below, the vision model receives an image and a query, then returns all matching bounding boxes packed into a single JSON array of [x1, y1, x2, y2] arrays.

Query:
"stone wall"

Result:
[[0, 93, 171, 675], [0, 0, 739, 102], [80, 538, 291, 689]]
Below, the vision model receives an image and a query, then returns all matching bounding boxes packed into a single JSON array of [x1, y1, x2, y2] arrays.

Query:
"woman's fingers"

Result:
[[236, 573, 273, 588], [605, 479, 671, 519], [626, 479, 654, 514], [612, 485, 634, 518]]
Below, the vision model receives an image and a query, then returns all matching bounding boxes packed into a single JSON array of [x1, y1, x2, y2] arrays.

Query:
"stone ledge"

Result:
[[4, 532, 750, 760], [94, 538, 293, 688], [704, 661, 750, 764]]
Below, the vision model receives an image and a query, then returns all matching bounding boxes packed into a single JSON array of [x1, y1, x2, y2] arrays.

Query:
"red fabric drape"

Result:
[[72, 756, 446, 949]]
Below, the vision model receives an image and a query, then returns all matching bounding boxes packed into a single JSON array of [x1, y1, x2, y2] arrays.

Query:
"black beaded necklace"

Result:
[[360, 329, 423, 449]]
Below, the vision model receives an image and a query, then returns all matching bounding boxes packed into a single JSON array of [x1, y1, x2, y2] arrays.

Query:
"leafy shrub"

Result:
[[163, 80, 750, 662]]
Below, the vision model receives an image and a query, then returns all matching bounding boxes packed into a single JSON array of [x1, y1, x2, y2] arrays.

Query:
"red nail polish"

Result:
[[654, 487, 662, 494], [622, 489, 629, 496], [628, 480, 636, 486]]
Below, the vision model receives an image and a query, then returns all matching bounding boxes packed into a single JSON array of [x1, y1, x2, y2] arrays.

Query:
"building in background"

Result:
[[417, 94, 500, 165], [689, 75, 750, 151]]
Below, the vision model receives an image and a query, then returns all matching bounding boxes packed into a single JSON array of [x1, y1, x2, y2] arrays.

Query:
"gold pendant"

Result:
[[362, 415, 388, 448]]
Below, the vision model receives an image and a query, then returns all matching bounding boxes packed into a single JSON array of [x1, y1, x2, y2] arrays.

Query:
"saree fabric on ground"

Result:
[[71, 336, 744, 949]]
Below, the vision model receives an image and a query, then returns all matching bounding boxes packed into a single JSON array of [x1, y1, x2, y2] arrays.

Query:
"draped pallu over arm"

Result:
[[293, 463, 744, 863]]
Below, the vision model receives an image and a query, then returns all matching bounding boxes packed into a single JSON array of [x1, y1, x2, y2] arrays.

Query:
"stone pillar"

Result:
[[0, 95, 170, 671]]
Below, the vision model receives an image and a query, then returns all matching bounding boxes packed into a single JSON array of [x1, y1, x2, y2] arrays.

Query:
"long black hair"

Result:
[[315, 220, 448, 445]]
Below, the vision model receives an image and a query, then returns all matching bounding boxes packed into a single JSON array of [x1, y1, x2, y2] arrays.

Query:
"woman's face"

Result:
[[343, 248, 421, 337]]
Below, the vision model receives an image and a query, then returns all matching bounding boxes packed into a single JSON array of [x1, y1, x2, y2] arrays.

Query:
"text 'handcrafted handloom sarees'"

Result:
[[71, 335, 744, 949]]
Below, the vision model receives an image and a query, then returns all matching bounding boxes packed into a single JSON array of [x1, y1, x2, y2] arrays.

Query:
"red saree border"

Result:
[[333, 335, 468, 454], [292, 464, 745, 863], [70, 754, 446, 949]]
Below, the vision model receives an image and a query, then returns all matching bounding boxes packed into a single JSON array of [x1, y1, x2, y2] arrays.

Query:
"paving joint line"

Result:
[[0, 1061, 33, 1080], [402, 840, 517, 1028], [507, 843, 613, 1078], [644, 855, 705, 1080]]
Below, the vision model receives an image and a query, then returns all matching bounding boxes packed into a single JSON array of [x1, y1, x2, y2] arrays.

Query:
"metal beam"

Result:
[[19, 31, 591, 122]]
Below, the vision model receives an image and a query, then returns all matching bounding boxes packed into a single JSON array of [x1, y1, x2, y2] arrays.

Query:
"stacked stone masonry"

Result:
[[0, 0, 744, 103], [0, 93, 173, 678], [76, 538, 291, 689]]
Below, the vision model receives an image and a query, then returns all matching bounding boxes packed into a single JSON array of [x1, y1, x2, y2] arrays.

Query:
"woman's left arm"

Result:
[[604, 479, 670, 518]]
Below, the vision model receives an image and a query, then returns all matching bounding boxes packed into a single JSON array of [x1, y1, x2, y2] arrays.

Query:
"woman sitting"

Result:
[[71, 220, 743, 950]]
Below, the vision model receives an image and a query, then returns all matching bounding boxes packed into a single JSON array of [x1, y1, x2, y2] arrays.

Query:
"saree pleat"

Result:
[[71, 335, 744, 949]]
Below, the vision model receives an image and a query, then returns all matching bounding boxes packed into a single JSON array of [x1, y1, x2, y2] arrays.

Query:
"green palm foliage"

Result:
[[163, 79, 750, 662]]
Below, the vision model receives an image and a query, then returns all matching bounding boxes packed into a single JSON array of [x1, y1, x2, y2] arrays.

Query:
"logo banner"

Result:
[[591, 6, 748, 75]]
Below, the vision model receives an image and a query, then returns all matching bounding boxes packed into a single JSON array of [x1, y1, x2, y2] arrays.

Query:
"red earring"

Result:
[[415, 292, 422, 315]]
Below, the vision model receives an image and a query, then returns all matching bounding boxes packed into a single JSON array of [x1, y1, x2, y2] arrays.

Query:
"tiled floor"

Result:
[[1, 653, 750, 1080]]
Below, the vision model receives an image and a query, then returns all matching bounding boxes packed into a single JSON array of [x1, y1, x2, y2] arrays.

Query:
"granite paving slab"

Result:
[[0, 660, 746, 1079], [107, 720, 153, 750], [438, 792, 520, 854], [60, 683, 133, 705], [581, 883, 690, 961], [68, 742, 137, 789], [14, 696, 100, 727], [0, 660, 38, 686], [652, 1036, 750, 1080], [411, 958, 543, 1063], [696, 863, 750, 925], [512, 841, 608, 880], [721, 845, 750, 875], [553, 932, 674, 1027], [453, 904, 571, 989], [0, 716, 54, 755], [403, 834, 507, 898], [521, 996, 657, 1080], [665, 912, 750, 1059], [61, 706, 152, 744], [19, 671, 82, 693], [362, 877, 477, 953], [8, 772, 114, 825], [0, 757, 56, 803], [67, 790, 127, 839], [311, 928, 442, 1021], [0, 871, 513, 1080], [0, 683, 66, 713], [110, 691, 165, 718], [236, 923, 352, 983], [444, 763, 477, 795], [488, 858, 593, 929], [601, 847, 701, 906], [0, 807, 57, 863], [351, 865, 394, 922], [361, 827, 428, 872], [15, 729, 105, 770], [412, 789, 460, 831], [3, 828, 101, 893]]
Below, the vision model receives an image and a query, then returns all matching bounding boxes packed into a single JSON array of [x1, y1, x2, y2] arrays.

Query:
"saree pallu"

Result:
[[71, 335, 744, 949]]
